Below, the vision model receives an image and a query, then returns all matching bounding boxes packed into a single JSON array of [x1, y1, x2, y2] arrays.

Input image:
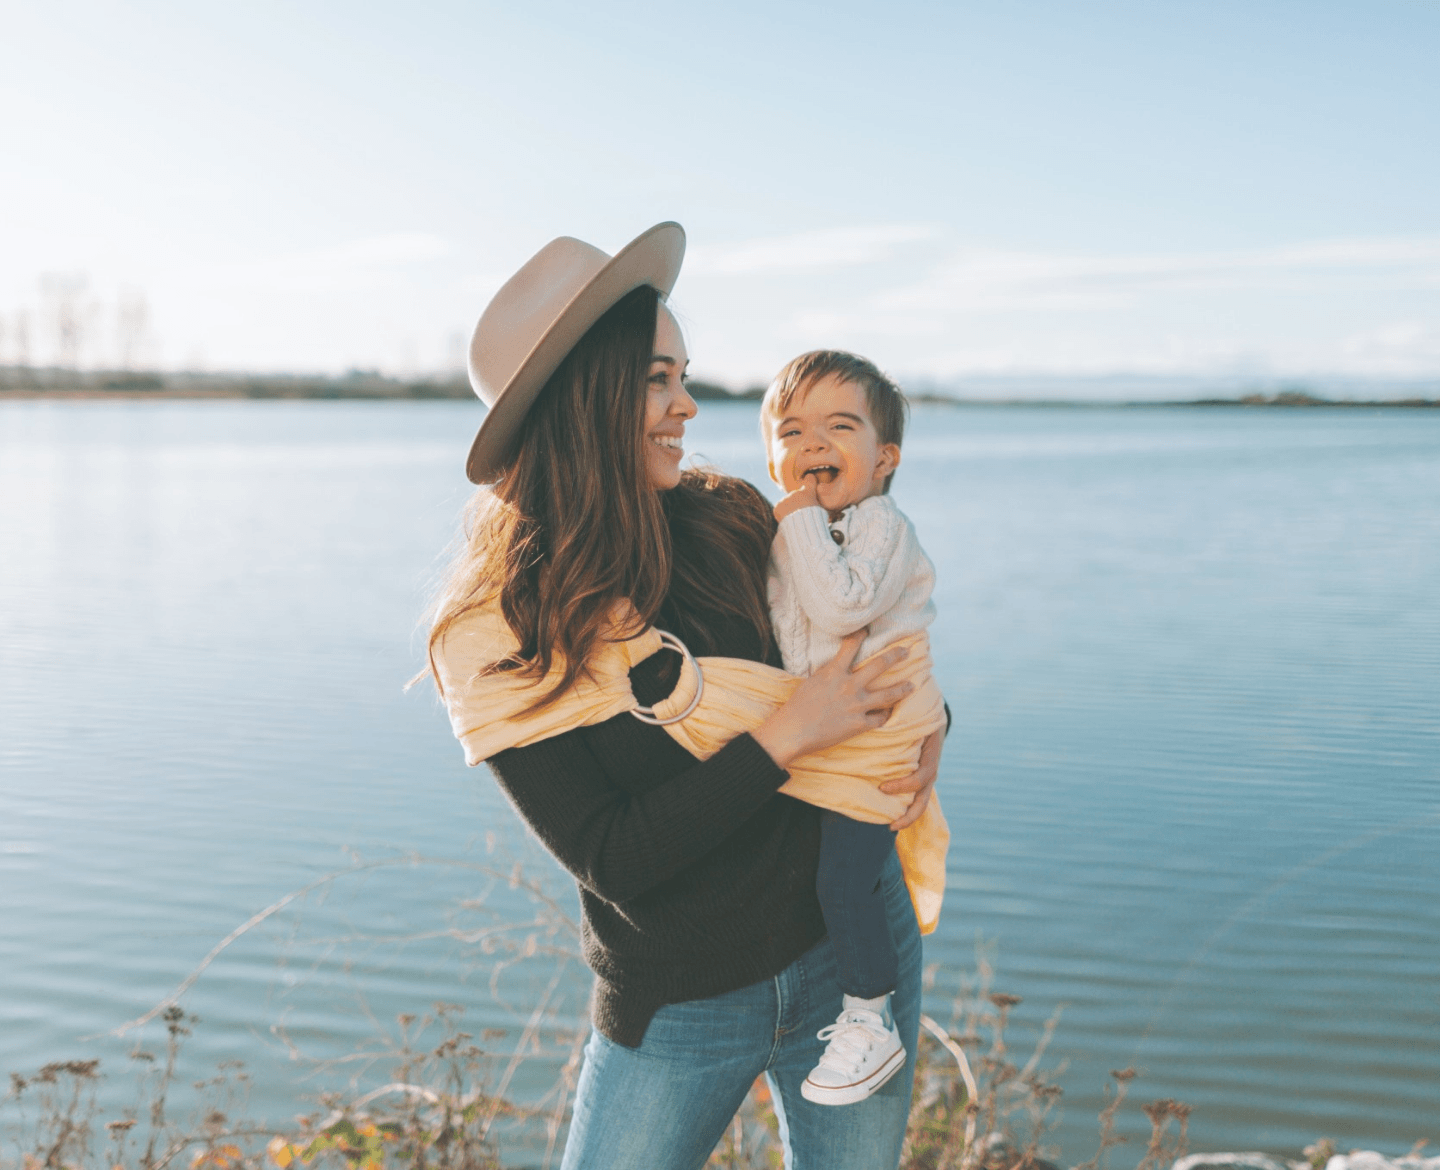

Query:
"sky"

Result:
[[2, 0, 1438, 390]]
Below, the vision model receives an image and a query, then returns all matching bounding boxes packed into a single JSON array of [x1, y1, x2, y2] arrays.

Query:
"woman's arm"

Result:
[[489, 728, 787, 906], [488, 631, 913, 903]]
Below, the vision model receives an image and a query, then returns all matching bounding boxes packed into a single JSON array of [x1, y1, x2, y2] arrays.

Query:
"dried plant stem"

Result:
[[542, 1027, 587, 1170], [919, 1013, 979, 1167], [1015, 1008, 1062, 1085], [347, 1083, 442, 1110], [1074, 1066, 1137, 1170], [480, 959, 568, 1140], [102, 856, 579, 1039]]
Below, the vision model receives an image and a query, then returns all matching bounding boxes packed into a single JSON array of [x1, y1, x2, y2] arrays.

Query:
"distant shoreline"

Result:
[[1, 370, 1437, 408]]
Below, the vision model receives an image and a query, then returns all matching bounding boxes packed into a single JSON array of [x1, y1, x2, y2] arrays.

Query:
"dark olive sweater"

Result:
[[486, 614, 828, 1048]]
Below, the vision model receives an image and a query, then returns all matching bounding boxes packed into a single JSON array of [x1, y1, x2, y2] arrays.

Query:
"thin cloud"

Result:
[[757, 234, 1440, 378], [211, 233, 453, 289], [318, 233, 452, 266], [688, 224, 938, 276], [878, 234, 1440, 315], [1341, 320, 1440, 372]]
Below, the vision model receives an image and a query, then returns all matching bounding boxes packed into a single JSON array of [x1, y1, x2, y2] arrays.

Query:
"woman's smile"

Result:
[[644, 305, 696, 490]]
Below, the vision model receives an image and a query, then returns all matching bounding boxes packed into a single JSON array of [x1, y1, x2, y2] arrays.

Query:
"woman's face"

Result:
[[644, 304, 696, 491]]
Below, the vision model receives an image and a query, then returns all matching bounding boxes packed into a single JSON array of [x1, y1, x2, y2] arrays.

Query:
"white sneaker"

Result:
[[800, 1002, 906, 1106]]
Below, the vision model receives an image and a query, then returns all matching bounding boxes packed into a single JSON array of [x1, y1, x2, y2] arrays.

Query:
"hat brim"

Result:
[[465, 221, 686, 484]]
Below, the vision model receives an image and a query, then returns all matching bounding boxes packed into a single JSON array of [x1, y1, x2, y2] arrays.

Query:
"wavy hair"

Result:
[[425, 284, 774, 709]]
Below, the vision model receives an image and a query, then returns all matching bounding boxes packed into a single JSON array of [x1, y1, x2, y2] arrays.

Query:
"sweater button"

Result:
[[829, 529, 844, 545]]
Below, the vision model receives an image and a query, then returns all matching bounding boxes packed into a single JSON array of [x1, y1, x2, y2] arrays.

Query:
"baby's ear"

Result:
[[875, 443, 901, 478], [766, 458, 782, 487]]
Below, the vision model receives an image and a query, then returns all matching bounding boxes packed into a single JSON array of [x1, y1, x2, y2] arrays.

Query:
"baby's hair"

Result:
[[763, 350, 909, 492]]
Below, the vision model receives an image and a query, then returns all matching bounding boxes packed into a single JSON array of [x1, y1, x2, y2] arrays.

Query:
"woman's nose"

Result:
[[672, 384, 697, 418]]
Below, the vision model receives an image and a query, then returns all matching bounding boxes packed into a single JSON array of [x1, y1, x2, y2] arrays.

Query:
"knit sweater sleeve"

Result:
[[774, 496, 916, 637], [487, 727, 790, 906]]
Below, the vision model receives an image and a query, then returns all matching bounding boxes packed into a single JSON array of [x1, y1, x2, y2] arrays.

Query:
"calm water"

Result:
[[1, 399, 1437, 1163]]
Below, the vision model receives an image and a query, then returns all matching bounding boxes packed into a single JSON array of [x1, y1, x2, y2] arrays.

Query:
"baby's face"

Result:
[[765, 374, 900, 515]]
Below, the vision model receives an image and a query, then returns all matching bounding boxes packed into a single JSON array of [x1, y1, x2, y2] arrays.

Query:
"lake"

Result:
[[1, 399, 1437, 1164]]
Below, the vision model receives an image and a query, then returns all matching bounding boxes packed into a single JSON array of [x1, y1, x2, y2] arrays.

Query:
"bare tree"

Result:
[[41, 272, 92, 370], [116, 286, 150, 370], [14, 308, 33, 370], [447, 330, 467, 375]]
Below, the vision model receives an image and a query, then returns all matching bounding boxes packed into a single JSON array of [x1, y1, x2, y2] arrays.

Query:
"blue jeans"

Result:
[[815, 811, 900, 999], [559, 851, 922, 1170]]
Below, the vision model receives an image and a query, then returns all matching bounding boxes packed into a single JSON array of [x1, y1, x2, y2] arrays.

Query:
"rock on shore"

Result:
[[1174, 1153, 1440, 1170]]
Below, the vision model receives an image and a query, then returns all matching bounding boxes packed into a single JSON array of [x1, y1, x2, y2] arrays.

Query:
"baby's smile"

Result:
[[766, 372, 900, 522]]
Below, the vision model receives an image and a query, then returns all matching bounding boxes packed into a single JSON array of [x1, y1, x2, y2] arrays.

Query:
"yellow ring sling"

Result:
[[434, 600, 949, 934]]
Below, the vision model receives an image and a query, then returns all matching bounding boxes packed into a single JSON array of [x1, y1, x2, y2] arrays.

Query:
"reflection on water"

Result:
[[2, 400, 1437, 1161]]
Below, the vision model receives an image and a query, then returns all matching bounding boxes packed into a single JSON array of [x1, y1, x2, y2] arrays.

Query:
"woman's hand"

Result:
[[751, 630, 912, 769], [881, 728, 943, 830]]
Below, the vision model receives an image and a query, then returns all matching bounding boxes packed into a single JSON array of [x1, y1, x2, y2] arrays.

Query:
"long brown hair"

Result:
[[426, 284, 774, 708]]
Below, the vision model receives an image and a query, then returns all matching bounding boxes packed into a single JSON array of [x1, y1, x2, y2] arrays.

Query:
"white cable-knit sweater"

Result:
[[767, 494, 937, 677]]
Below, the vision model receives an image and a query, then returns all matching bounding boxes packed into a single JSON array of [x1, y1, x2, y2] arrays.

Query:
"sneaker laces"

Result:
[[813, 1009, 891, 1075]]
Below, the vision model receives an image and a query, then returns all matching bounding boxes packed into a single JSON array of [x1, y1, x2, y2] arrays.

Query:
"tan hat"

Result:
[[464, 221, 686, 484]]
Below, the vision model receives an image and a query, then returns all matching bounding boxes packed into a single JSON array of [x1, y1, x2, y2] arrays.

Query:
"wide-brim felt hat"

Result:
[[464, 221, 686, 484]]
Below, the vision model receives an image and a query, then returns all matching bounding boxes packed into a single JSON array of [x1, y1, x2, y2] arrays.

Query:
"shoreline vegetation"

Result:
[[1, 368, 1437, 408], [7, 980, 1432, 1170], [4, 856, 1433, 1170]]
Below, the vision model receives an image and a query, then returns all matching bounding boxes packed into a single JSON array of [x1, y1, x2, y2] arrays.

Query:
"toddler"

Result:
[[763, 350, 940, 1107]]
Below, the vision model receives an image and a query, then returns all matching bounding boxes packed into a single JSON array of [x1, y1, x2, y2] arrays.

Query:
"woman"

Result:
[[426, 223, 941, 1169]]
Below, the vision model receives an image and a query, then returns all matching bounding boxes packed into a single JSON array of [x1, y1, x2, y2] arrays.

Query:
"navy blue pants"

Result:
[[815, 810, 899, 999]]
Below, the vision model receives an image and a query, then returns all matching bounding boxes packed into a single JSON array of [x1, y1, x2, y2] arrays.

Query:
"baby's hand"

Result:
[[773, 478, 821, 522]]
